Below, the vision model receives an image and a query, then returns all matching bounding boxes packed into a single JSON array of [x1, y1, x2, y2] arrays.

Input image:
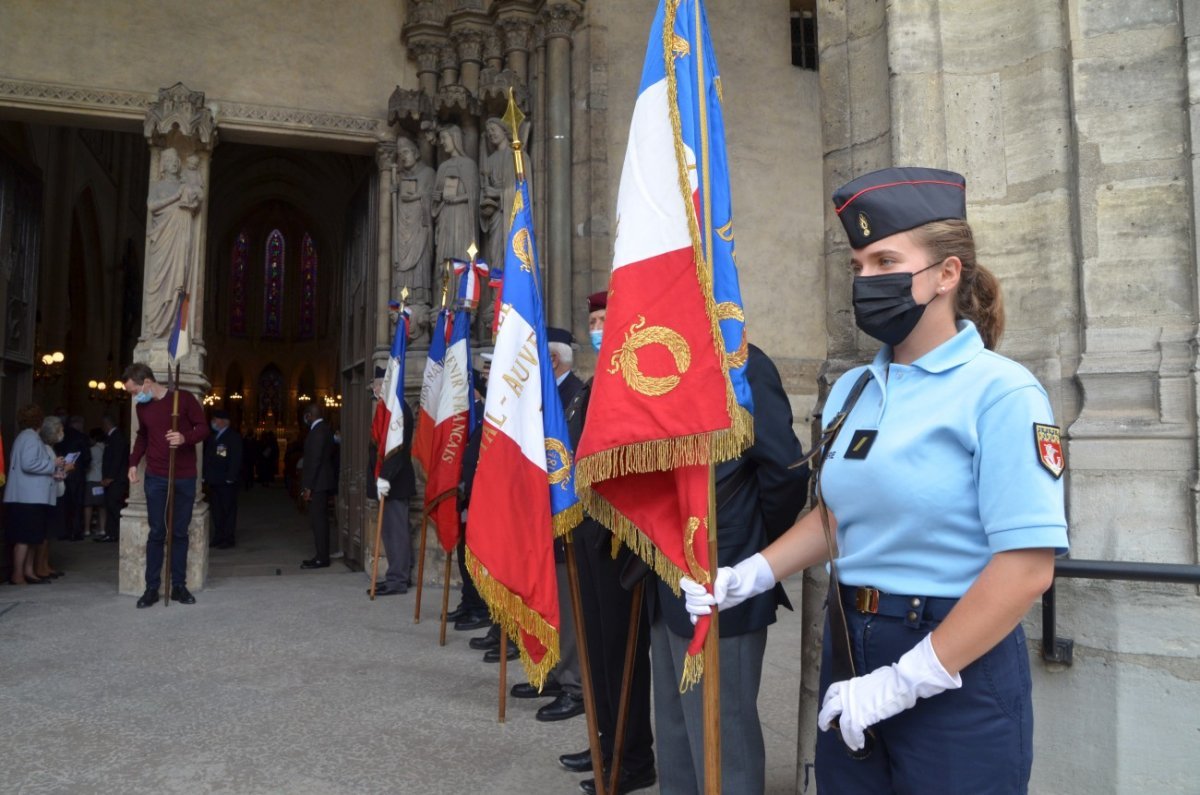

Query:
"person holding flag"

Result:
[[464, 95, 581, 696], [123, 360, 208, 608], [685, 167, 1068, 793], [574, 0, 755, 791], [368, 345, 416, 594]]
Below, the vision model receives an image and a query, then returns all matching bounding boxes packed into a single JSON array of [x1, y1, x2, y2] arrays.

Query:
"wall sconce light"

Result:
[[298, 393, 312, 403], [229, 391, 243, 401], [323, 393, 342, 408], [202, 394, 219, 406]]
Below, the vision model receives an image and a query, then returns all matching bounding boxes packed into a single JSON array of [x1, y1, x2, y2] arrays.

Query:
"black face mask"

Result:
[[852, 262, 940, 346]]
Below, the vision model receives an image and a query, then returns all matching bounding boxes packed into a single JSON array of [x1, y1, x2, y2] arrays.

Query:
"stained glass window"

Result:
[[263, 229, 285, 338], [230, 231, 249, 336], [299, 232, 317, 339]]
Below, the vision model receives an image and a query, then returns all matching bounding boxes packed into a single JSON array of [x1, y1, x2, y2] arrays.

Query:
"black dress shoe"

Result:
[[94, 535, 118, 543], [580, 766, 657, 795], [469, 631, 501, 651], [170, 585, 196, 605], [559, 749, 595, 773], [482, 642, 518, 663], [369, 584, 407, 596], [300, 558, 330, 569], [446, 604, 468, 621], [511, 680, 563, 699], [136, 589, 159, 608], [453, 611, 492, 631], [536, 691, 585, 722]]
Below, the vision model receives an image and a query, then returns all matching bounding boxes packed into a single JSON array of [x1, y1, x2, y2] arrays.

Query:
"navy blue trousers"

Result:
[[816, 603, 1033, 794], [144, 475, 196, 591]]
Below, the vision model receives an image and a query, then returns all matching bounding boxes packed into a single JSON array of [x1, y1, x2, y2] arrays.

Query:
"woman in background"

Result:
[[4, 405, 64, 584]]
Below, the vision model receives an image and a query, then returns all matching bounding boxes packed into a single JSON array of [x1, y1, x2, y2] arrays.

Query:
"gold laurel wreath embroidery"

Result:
[[684, 516, 710, 585], [717, 302, 749, 369], [607, 315, 692, 397], [545, 438, 572, 487], [513, 228, 533, 273], [671, 33, 690, 59], [716, 220, 734, 242]]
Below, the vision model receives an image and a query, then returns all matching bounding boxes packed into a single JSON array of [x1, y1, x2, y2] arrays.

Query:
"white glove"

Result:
[[376, 477, 390, 498], [680, 552, 776, 624], [818, 634, 962, 750]]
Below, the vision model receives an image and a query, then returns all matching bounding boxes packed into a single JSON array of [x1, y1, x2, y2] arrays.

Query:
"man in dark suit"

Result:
[[54, 412, 92, 540], [204, 409, 243, 549], [96, 414, 128, 543], [300, 403, 337, 569], [648, 344, 810, 794], [368, 368, 416, 595]]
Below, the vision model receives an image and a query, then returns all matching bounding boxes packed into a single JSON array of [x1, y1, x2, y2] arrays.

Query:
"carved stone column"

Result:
[[451, 29, 485, 96], [121, 82, 217, 596], [375, 141, 397, 363], [498, 15, 535, 82], [439, 43, 460, 88], [542, 2, 581, 327], [483, 30, 503, 74]]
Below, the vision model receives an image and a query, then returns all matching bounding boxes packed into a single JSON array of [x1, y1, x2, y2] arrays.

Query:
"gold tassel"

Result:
[[679, 651, 705, 693], [464, 548, 561, 689], [551, 503, 584, 538]]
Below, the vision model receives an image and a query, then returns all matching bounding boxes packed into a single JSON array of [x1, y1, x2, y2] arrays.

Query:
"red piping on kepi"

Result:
[[835, 180, 965, 215]]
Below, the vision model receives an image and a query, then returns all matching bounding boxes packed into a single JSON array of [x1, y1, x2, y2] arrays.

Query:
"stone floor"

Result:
[[0, 487, 805, 794]]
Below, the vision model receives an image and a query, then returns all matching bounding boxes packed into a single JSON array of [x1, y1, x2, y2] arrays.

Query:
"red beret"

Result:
[[587, 291, 608, 312]]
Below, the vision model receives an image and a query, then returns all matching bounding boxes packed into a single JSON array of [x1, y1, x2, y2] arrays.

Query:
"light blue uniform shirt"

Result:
[[821, 321, 1068, 597]]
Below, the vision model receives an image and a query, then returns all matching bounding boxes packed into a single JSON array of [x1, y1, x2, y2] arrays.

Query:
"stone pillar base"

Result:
[[118, 498, 211, 596]]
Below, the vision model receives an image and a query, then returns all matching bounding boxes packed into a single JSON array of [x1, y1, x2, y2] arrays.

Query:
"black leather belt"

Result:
[[838, 583, 959, 628]]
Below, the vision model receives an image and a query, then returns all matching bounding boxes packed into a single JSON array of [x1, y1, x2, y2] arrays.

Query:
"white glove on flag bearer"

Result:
[[680, 552, 776, 623], [376, 477, 390, 499], [818, 634, 963, 750]]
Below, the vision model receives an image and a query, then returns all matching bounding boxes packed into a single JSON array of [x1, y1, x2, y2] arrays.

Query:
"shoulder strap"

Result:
[[792, 369, 874, 471]]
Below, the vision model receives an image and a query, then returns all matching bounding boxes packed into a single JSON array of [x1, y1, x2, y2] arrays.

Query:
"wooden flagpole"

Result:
[[367, 499, 386, 600], [606, 577, 645, 795], [566, 535, 608, 795], [438, 548, 453, 646], [692, 3, 723, 788], [413, 512, 429, 623], [162, 362, 181, 606], [498, 627, 509, 723]]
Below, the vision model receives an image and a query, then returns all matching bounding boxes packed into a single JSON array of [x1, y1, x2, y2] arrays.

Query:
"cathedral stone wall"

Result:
[[0, 0, 411, 132]]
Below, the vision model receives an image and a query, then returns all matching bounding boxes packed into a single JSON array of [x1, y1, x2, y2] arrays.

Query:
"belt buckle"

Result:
[[855, 587, 880, 614]]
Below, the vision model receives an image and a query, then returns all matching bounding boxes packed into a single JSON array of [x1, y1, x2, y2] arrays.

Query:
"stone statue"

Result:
[[143, 147, 202, 338], [392, 137, 435, 308], [431, 125, 480, 270], [479, 117, 531, 335], [480, 116, 530, 271]]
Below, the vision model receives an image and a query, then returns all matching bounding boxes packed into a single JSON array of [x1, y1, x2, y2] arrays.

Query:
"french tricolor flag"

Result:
[[466, 176, 581, 689], [424, 308, 475, 552], [452, 258, 489, 311], [575, 0, 753, 689], [167, 291, 190, 362], [412, 308, 448, 480], [375, 305, 410, 475]]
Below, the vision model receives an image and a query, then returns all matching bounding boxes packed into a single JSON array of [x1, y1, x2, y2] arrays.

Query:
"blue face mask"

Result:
[[134, 390, 153, 405], [210, 422, 220, 432], [589, 329, 603, 353]]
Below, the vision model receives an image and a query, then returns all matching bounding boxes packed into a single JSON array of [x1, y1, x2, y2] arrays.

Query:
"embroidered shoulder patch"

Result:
[[1034, 423, 1064, 479]]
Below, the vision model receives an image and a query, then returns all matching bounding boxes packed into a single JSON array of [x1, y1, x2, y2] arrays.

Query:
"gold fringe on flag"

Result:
[[464, 547, 561, 690], [680, 649, 705, 692], [550, 503, 585, 539]]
